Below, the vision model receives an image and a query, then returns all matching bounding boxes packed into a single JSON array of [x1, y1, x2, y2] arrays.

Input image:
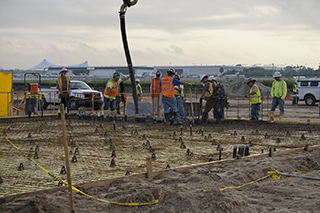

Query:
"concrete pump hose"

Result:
[[120, 0, 138, 13]]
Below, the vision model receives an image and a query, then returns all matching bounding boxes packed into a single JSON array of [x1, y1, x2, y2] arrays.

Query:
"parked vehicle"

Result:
[[297, 78, 320, 106], [40, 80, 103, 110]]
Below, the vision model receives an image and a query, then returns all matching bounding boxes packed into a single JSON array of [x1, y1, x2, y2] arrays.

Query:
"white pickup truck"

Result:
[[297, 78, 320, 106], [40, 80, 104, 110]]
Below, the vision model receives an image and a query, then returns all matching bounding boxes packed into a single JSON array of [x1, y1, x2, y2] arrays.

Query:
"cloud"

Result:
[[0, 0, 320, 69]]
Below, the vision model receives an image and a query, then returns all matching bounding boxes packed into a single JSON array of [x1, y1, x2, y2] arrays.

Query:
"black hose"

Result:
[[119, 11, 139, 114]]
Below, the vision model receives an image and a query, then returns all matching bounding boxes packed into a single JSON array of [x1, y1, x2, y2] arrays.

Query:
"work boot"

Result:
[[104, 110, 108, 120], [164, 113, 170, 125], [279, 111, 284, 121], [173, 112, 182, 125], [200, 112, 208, 124], [269, 111, 275, 122], [214, 111, 221, 124], [111, 110, 117, 121]]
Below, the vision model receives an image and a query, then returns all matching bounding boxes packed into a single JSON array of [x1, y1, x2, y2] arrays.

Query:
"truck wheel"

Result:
[[305, 95, 315, 106], [69, 100, 78, 110]]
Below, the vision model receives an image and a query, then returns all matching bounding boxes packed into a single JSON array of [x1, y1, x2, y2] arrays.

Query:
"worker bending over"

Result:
[[199, 75, 221, 124]]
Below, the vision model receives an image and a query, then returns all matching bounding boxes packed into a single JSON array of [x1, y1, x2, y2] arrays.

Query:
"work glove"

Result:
[[188, 83, 192, 88], [109, 98, 113, 102], [199, 98, 203, 103]]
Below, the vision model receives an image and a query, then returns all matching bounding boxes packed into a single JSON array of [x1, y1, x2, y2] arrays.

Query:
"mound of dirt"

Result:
[[222, 78, 271, 96], [1, 147, 320, 213]]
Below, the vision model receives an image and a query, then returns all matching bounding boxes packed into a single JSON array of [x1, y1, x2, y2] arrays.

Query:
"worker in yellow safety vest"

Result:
[[199, 75, 220, 124], [56, 67, 71, 117], [245, 78, 261, 120], [135, 79, 143, 102], [269, 71, 287, 121], [292, 81, 298, 105], [103, 72, 129, 119]]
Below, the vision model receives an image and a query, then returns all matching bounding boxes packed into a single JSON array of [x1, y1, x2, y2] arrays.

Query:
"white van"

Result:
[[297, 79, 320, 106]]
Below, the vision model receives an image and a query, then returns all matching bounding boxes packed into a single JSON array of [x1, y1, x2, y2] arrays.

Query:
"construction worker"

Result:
[[56, 67, 70, 117], [245, 78, 261, 120], [174, 75, 185, 118], [116, 75, 130, 114], [292, 81, 298, 105], [199, 75, 221, 124], [136, 79, 143, 102], [269, 71, 287, 121], [150, 70, 162, 116], [104, 72, 128, 119], [210, 76, 226, 120], [160, 68, 191, 125]]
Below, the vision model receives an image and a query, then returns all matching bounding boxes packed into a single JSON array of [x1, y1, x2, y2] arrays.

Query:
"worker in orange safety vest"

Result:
[[160, 68, 191, 125], [150, 70, 162, 116], [103, 72, 129, 119]]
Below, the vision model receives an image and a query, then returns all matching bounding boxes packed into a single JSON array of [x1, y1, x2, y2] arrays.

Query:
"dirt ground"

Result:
[[1, 146, 320, 213], [2, 78, 320, 212]]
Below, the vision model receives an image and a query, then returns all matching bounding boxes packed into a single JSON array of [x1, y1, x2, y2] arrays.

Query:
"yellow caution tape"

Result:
[[220, 170, 307, 191], [2, 134, 159, 206], [267, 171, 281, 180], [220, 174, 270, 191]]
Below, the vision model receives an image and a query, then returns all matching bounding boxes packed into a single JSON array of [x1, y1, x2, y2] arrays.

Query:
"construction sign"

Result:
[[0, 72, 13, 116]]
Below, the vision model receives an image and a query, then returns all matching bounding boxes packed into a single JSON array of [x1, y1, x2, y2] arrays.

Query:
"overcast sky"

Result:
[[0, 0, 319, 69]]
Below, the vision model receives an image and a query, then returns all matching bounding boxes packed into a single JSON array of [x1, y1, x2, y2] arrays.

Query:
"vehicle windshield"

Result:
[[71, 82, 92, 90]]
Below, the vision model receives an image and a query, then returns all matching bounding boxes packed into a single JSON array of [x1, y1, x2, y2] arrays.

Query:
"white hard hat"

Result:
[[273, 71, 282, 78], [200, 75, 208, 81], [135, 79, 140, 82], [208, 76, 216, 81], [59, 67, 68, 74], [247, 78, 256, 84]]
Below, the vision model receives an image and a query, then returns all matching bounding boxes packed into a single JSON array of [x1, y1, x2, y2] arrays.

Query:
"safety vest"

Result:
[[161, 76, 175, 98], [293, 84, 297, 92], [136, 84, 142, 95], [175, 85, 184, 98], [249, 84, 261, 105], [56, 76, 70, 94], [151, 78, 161, 97], [271, 80, 287, 99], [104, 78, 119, 98], [206, 81, 216, 97]]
